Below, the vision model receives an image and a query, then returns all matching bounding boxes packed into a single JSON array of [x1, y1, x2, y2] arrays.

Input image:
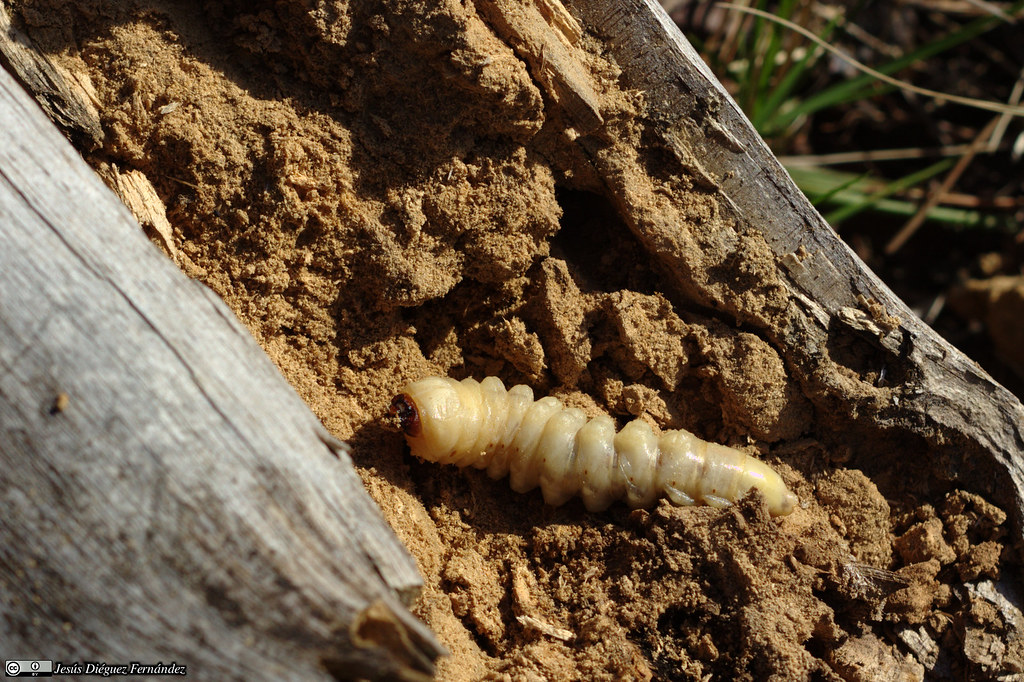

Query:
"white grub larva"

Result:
[[390, 376, 798, 516]]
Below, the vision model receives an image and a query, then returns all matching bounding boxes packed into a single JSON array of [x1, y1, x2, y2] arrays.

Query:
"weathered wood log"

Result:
[[489, 0, 1024, 536], [0, 62, 442, 681]]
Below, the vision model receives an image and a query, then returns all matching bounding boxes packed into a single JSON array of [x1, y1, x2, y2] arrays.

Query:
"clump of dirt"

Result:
[[17, 0, 1022, 679]]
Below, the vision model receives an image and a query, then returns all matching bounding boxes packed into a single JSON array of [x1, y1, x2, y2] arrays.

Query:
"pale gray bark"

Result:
[[0, 62, 441, 681]]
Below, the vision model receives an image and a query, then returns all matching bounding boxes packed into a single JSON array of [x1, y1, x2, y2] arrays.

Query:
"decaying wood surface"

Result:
[[489, 0, 1024, 536], [0, 2, 102, 148], [0, 63, 442, 681], [94, 163, 179, 262]]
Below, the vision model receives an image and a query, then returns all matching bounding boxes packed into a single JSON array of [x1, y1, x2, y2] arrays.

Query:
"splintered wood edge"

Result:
[[0, 4, 103, 148]]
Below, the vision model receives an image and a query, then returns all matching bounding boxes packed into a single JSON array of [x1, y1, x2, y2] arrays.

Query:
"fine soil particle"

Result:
[[17, 1, 1022, 679]]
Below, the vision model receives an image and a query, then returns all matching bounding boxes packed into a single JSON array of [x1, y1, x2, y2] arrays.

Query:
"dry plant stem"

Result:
[[962, 0, 1018, 22], [901, 0, 1014, 14], [0, 64, 441, 680], [780, 144, 987, 166], [884, 116, 999, 254], [491, 0, 1024, 535], [988, 64, 1024, 152], [718, 2, 1024, 116], [831, 11, 902, 59]]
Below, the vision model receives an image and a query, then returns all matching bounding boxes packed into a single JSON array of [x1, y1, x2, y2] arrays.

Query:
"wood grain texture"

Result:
[[0, 63, 441, 681]]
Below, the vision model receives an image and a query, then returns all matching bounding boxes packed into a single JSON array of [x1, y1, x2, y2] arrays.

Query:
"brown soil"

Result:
[[17, 1, 1022, 679], [950, 275, 1024, 385]]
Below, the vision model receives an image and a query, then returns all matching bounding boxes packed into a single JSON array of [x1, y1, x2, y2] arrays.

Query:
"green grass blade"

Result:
[[750, 0, 796, 121], [753, 10, 843, 132], [762, 0, 1024, 133], [805, 169, 871, 205], [785, 161, 960, 226], [827, 160, 954, 224]]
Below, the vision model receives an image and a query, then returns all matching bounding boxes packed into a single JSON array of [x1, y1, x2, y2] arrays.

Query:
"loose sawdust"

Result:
[[17, 0, 1022, 679]]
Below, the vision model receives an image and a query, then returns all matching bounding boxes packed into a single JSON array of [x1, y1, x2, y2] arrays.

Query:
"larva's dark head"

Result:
[[391, 377, 466, 463], [389, 393, 422, 437]]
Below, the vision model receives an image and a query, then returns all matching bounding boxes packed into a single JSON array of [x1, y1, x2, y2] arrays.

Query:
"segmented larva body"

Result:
[[390, 376, 798, 516]]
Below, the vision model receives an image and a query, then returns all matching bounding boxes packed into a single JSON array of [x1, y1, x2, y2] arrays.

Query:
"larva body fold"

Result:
[[391, 376, 798, 516]]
